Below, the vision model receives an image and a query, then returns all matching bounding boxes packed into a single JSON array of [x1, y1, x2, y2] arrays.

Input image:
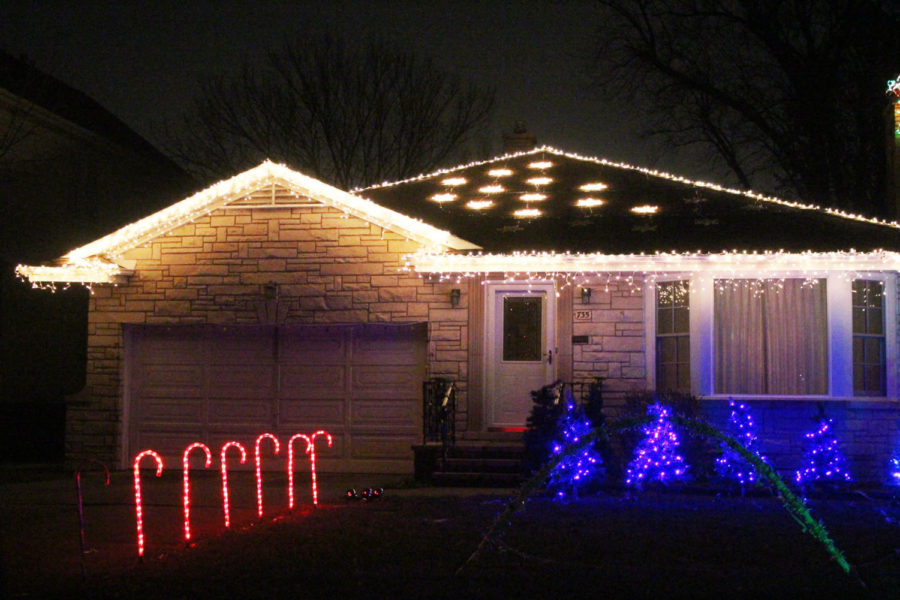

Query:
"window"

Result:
[[656, 281, 690, 391], [853, 280, 886, 396], [714, 279, 827, 395], [503, 296, 542, 361]]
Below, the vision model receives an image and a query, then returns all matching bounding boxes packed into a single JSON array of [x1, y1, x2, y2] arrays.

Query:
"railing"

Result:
[[423, 378, 456, 447]]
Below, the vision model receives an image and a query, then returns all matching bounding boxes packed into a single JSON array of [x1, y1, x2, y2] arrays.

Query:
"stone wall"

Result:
[[68, 203, 468, 466]]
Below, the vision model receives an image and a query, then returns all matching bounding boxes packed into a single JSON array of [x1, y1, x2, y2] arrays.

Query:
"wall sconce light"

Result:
[[450, 288, 461, 307], [581, 287, 592, 304], [264, 282, 278, 300]]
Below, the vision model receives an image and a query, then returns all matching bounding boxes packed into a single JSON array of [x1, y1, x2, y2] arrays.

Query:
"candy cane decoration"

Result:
[[287, 433, 311, 511], [309, 430, 333, 507], [133, 450, 163, 559], [254, 433, 281, 520], [220, 441, 247, 529], [182, 442, 212, 543]]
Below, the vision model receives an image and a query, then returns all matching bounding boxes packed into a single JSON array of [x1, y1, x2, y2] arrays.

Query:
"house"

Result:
[[16, 146, 900, 482], [0, 50, 193, 460]]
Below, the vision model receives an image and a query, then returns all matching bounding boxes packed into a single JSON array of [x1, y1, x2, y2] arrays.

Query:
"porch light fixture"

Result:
[[479, 184, 505, 194], [441, 177, 467, 186], [450, 288, 461, 307], [581, 287, 592, 304], [488, 168, 513, 177], [513, 208, 541, 218], [580, 182, 608, 191], [631, 204, 659, 214], [576, 198, 605, 208], [526, 177, 552, 186]]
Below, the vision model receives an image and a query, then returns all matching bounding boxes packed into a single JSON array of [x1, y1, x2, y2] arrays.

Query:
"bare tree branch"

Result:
[[165, 35, 495, 188]]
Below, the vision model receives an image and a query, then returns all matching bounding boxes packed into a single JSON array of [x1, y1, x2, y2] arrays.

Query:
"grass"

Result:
[[5, 477, 900, 599]]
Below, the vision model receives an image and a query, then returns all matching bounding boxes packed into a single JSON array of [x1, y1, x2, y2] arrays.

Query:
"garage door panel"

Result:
[[208, 399, 273, 425], [351, 365, 420, 399], [208, 365, 274, 398], [278, 365, 346, 397], [279, 327, 349, 363], [138, 396, 205, 424], [350, 399, 418, 429], [213, 328, 276, 363], [135, 430, 201, 459], [279, 399, 344, 427], [138, 365, 204, 397], [350, 436, 416, 460], [133, 331, 204, 364]]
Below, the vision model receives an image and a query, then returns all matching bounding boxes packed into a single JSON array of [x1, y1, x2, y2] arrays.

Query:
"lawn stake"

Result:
[[75, 459, 109, 580], [255, 433, 281, 521], [183, 442, 213, 545], [133, 450, 163, 560]]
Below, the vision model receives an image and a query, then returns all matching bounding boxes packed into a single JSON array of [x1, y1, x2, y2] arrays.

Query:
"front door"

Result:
[[486, 283, 556, 428]]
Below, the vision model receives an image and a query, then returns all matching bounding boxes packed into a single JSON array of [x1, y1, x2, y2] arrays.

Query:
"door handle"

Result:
[[547, 349, 553, 365]]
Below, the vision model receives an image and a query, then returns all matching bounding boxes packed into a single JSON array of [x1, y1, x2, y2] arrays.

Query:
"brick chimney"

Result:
[[502, 120, 537, 153]]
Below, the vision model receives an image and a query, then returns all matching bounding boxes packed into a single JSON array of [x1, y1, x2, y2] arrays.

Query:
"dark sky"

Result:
[[0, 1, 701, 180]]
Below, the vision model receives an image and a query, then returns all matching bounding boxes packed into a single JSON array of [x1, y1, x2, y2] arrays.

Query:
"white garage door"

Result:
[[126, 323, 426, 472]]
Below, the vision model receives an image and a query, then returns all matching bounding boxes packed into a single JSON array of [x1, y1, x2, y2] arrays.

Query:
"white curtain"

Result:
[[715, 279, 827, 394]]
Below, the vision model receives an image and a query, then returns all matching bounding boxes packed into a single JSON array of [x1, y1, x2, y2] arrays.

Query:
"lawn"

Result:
[[2, 469, 899, 599]]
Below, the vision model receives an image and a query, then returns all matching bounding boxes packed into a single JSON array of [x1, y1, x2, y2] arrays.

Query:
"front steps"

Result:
[[413, 441, 526, 488]]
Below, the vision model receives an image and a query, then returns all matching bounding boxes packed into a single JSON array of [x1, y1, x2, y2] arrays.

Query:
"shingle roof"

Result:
[[359, 147, 900, 253]]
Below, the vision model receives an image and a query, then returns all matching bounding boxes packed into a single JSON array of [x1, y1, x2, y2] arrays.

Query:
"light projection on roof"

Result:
[[580, 182, 608, 192], [526, 177, 552, 186], [431, 193, 457, 203], [514, 208, 542, 218], [488, 168, 513, 177], [479, 184, 505, 194], [520, 193, 547, 202], [527, 161, 553, 169], [576, 198, 605, 208], [631, 204, 659, 214], [441, 177, 467, 186], [466, 200, 494, 210]]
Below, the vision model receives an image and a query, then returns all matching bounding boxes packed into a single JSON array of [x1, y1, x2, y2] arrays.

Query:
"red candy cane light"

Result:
[[287, 433, 311, 511], [133, 450, 163, 558], [220, 441, 247, 529], [254, 433, 281, 520], [309, 430, 333, 507], [182, 442, 212, 543]]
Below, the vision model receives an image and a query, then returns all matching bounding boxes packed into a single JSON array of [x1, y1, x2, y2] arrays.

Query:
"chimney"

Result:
[[502, 120, 537, 154]]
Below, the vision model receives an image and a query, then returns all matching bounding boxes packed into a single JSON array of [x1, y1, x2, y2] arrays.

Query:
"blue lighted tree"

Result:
[[794, 405, 852, 489], [625, 402, 687, 488], [546, 388, 603, 501], [715, 399, 765, 488]]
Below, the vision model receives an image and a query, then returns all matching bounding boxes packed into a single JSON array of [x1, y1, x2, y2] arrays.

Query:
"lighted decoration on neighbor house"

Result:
[[546, 388, 603, 502], [794, 408, 853, 489], [182, 442, 213, 543], [220, 441, 247, 529], [133, 450, 164, 558], [714, 400, 765, 487], [625, 403, 687, 488], [254, 433, 281, 520]]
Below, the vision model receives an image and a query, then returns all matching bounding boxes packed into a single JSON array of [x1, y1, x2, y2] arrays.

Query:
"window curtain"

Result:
[[715, 280, 827, 394]]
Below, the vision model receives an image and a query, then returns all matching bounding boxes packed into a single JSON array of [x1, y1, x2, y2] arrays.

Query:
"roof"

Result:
[[359, 147, 900, 254]]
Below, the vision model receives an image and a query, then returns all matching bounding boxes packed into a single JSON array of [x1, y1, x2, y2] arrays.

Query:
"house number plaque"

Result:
[[574, 310, 592, 322]]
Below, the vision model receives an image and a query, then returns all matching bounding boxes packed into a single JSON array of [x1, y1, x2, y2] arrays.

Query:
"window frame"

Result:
[[645, 272, 897, 399]]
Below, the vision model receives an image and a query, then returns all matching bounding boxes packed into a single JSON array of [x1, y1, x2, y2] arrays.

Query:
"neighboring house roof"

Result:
[[359, 147, 900, 254], [17, 160, 478, 283]]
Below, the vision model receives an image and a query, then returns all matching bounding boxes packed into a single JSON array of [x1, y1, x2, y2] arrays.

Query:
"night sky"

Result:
[[0, 1, 708, 182]]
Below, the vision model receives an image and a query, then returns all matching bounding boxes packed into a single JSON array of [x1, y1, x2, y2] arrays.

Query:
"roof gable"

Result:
[[18, 161, 477, 284]]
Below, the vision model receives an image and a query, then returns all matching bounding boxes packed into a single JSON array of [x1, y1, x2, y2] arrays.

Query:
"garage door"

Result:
[[126, 323, 426, 472]]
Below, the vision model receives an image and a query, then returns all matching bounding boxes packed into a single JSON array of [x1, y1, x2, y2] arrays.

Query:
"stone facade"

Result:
[[68, 203, 469, 466]]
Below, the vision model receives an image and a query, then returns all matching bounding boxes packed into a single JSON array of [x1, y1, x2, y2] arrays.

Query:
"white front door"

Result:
[[485, 283, 556, 428]]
